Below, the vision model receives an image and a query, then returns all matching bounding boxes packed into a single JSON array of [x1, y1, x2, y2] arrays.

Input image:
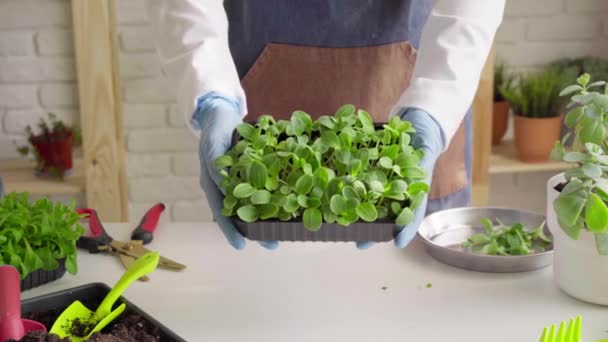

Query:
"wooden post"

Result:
[[71, 0, 128, 221], [471, 45, 495, 206]]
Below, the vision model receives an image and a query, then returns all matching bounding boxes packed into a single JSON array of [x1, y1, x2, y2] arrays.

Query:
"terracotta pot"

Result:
[[492, 101, 510, 145], [30, 133, 73, 173], [513, 114, 562, 162]]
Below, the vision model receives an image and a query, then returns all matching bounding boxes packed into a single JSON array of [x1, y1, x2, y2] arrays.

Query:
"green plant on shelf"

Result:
[[551, 73, 608, 254], [0, 192, 85, 279], [500, 69, 564, 118], [493, 60, 515, 103], [215, 105, 429, 231]]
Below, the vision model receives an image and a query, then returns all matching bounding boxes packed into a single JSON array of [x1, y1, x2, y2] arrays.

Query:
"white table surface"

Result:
[[21, 223, 608, 342]]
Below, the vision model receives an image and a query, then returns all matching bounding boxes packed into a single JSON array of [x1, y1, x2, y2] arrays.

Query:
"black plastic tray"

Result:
[[234, 219, 400, 242], [21, 260, 66, 291], [21, 282, 186, 341]]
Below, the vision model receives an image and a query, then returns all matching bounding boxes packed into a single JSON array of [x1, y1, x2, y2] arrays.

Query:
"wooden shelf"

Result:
[[0, 158, 85, 195], [489, 141, 571, 174]]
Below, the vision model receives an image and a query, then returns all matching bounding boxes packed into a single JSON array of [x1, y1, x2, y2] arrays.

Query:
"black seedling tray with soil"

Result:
[[21, 260, 66, 291], [226, 117, 417, 243], [18, 283, 185, 342], [235, 218, 401, 242]]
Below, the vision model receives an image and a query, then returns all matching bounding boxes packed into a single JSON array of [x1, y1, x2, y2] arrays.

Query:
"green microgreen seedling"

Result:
[[215, 105, 429, 231], [462, 218, 552, 256], [0, 192, 85, 278]]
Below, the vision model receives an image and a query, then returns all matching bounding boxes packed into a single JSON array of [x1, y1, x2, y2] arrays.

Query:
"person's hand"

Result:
[[196, 92, 278, 250], [356, 109, 444, 249]]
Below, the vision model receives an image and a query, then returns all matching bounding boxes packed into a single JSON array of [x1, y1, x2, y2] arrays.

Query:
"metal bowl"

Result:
[[417, 207, 553, 273]]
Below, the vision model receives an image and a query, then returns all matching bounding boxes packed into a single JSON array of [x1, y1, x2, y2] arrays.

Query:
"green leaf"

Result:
[[313, 167, 330, 189], [585, 193, 608, 233], [582, 162, 602, 178], [357, 109, 375, 134], [233, 183, 256, 198], [390, 202, 402, 215], [342, 186, 359, 200], [284, 194, 300, 213], [563, 152, 587, 163], [237, 205, 258, 222], [368, 180, 384, 194], [481, 218, 494, 234], [251, 190, 272, 205], [577, 73, 590, 87], [318, 116, 335, 129], [214, 155, 234, 168], [565, 107, 584, 128], [236, 123, 255, 140], [554, 190, 587, 229], [330, 195, 347, 215], [295, 174, 314, 195], [408, 182, 429, 195], [380, 145, 400, 160], [356, 203, 378, 222], [291, 111, 313, 135], [321, 131, 339, 148], [335, 104, 356, 118], [339, 131, 352, 150], [249, 161, 268, 189], [559, 84, 583, 96], [297, 195, 309, 208], [595, 233, 608, 255], [378, 157, 393, 169], [467, 234, 491, 245], [396, 208, 414, 226], [385, 180, 408, 200], [579, 114, 604, 145], [303, 208, 323, 231]]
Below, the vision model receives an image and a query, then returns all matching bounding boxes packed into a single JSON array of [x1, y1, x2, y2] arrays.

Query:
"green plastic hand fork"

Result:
[[540, 316, 581, 342]]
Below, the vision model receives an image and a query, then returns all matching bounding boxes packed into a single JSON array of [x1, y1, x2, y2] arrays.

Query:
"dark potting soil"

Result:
[[554, 182, 567, 192], [11, 313, 163, 342]]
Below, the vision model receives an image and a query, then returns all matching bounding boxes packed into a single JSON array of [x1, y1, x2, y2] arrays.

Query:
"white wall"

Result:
[[1, 0, 607, 220]]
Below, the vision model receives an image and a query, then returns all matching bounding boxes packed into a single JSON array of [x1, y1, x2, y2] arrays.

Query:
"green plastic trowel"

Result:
[[50, 252, 160, 341]]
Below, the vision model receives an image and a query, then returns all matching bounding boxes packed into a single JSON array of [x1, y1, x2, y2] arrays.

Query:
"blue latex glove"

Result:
[[196, 92, 278, 250], [356, 109, 445, 250]]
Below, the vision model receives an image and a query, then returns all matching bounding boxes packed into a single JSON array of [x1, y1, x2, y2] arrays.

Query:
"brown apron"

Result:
[[241, 42, 467, 200]]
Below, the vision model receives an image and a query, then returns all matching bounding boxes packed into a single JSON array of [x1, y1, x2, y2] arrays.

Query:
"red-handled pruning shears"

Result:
[[76, 204, 186, 281]]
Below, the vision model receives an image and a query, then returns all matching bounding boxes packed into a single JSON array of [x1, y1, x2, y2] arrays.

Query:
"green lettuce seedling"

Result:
[[0, 192, 85, 278], [551, 73, 608, 254], [462, 218, 551, 256], [215, 105, 429, 231]]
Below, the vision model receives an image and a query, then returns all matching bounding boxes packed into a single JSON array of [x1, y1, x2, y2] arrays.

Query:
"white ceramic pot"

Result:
[[547, 173, 608, 305]]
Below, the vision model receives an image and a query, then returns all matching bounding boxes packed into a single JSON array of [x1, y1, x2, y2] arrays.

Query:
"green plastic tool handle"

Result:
[[95, 252, 159, 318]]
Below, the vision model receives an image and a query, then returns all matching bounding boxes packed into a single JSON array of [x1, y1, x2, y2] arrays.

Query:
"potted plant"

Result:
[[17, 113, 82, 178], [492, 61, 514, 145], [501, 69, 564, 162], [549, 56, 608, 87], [548, 73, 608, 304], [215, 105, 429, 242], [18, 283, 185, 341], [0, 192, 84, 290]]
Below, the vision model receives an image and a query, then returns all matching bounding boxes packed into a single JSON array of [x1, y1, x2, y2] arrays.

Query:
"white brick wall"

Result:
[[1, 0, 607, 222]]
